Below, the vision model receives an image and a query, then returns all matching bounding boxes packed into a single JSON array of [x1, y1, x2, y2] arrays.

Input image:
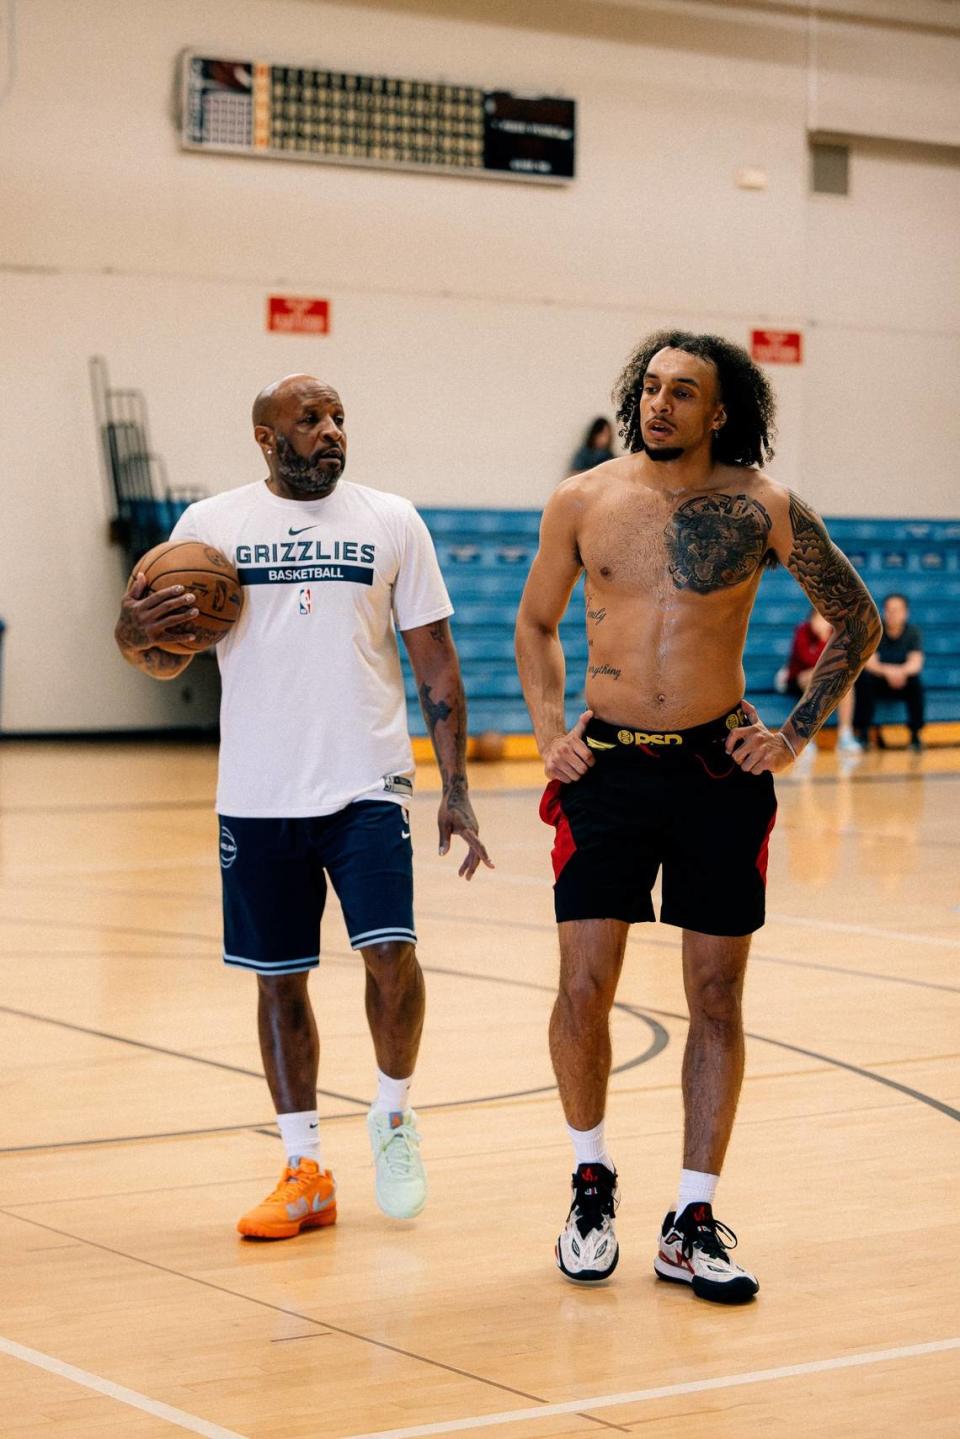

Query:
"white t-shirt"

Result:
[[170, 479, 453, 817]]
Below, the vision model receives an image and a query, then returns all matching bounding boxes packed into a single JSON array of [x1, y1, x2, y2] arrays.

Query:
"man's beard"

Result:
[[645, 444, 685, 463], [275, 433, 344, 496]]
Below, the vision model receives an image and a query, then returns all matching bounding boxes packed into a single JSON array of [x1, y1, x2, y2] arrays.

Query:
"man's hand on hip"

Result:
[[725, 700, 797, 774], [542, 709, 595, 783]]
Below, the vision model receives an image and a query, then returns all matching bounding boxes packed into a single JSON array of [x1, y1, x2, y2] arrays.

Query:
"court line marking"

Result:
[[636, 1003, 960, 1124], [0, 1000, 368, 1104], [3, 875, 958, 952], [769, 912, 960, 950], [0, 1210, 573, 1412], [0, 966, 668, 1151], [341, 1338, 960, 1439], [422, 885, 960, 950], [416, 906, 960, 989], [4, 951, 957, 1157], [0, 1335, 248, 1439]]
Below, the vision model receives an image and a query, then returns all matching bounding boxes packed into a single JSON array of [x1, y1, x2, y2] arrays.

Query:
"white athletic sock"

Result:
[[567, 1120, 615, 1174], [371, 1067, 412, 1115], [676, 1168, 718, 1217], [277, 1109, 323, 1167]]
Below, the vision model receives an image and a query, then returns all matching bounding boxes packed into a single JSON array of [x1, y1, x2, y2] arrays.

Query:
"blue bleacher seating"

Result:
[[402, 510, 960, 737]]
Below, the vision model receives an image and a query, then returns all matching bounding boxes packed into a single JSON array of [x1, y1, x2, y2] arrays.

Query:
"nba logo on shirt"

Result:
[[298, 587, 312, 615]]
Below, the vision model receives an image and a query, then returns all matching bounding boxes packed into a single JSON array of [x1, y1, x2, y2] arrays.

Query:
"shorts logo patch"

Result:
[[220, 826, 238, 869], [726, 711, 742, 730]]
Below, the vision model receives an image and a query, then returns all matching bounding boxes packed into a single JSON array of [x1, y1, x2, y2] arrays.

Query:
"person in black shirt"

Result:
[[854, 592, 925, 750], [568, 417, 615, 475]]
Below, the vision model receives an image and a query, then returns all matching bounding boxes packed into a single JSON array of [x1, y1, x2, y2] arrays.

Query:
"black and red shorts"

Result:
[[539, 706, 777, 937]]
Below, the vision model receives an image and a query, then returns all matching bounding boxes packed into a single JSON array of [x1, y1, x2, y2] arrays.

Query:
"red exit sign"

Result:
[[267, 295, 331, 334], [751, 328, 803, 364]]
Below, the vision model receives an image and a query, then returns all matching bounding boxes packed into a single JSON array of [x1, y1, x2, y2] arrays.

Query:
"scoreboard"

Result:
[[179, 53, 575, 184]]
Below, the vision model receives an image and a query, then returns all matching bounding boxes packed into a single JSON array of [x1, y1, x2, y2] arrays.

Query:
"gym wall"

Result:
[[1, 0, 958, 731]]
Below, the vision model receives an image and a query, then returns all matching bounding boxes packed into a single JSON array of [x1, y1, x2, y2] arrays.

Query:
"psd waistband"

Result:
[[584, 705, 746, 757]]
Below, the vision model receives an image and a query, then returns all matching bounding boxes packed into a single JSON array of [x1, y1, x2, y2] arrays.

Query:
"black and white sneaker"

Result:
[[654, 1202, 758, 1304], [556, 1163, 619, 1284]]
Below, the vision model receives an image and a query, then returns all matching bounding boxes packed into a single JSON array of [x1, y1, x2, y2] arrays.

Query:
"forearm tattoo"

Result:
[[418, 679, 468, 791], [785, 493, 881, 739], [419, 682, 452, 729], [665, 493, 773, 593]]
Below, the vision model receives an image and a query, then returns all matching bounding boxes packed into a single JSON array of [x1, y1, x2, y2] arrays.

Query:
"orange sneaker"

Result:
[[237, 1157, 337, 1239]]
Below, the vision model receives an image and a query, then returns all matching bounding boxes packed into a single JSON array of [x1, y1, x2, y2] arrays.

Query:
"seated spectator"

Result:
[[780, 609, 859, 753], [854, 593, 925, 751], [569, 417, 615, 475]]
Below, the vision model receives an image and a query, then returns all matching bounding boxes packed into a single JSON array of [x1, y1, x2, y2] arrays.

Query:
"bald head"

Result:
[[253, 374, 347, 500], [251, 374, 339, 428]]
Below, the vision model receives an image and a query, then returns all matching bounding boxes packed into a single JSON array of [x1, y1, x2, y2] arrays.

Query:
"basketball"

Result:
[[133, 540, 244, 653], [472, 730, 505, 763]]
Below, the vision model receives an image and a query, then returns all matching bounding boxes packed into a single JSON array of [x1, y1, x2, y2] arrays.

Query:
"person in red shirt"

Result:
[[783, 610, 858, 752]]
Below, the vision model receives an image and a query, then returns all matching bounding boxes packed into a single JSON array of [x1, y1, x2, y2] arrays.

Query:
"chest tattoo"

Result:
[[665, 493, 772, 593]]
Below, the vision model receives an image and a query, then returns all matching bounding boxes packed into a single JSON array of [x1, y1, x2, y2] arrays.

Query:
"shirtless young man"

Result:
[[516, 331, 880, 1302]]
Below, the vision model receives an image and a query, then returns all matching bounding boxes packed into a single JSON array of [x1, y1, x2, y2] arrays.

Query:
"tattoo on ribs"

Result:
[[665, 493, 772, 593], [785, 492, 880, 739], [587, 607, 607, 625], [588, 663, 621, 680]]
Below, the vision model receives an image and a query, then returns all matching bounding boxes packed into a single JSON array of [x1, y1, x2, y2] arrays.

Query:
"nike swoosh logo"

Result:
[[401, 830, 411, 839], [288, 525, 319, 536]]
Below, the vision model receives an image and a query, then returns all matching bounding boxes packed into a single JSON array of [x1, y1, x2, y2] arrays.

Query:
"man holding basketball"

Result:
[[516, 331, 879, 1300], [115, 374, 492, 1237]]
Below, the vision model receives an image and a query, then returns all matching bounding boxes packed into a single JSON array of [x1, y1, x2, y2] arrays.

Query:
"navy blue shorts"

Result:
[[218, 802, 415, 975]]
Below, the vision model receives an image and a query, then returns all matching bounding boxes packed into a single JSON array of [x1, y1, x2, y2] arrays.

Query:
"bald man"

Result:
[[115, 375, 492, 1237]]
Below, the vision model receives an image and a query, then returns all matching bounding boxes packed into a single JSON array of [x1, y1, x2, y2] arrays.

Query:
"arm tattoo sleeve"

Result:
[[785, 493, 881, 739]]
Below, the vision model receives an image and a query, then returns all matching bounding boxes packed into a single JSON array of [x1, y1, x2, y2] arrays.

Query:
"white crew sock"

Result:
[[371, 1067, 413, 1115], [566, 1120, 615, 1174], [676, 1167, 718, 1217], [277, 1109, 323, 1167]]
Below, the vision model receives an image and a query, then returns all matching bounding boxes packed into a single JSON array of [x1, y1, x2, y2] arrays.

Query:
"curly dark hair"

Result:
[[612, 330, 776, 467]]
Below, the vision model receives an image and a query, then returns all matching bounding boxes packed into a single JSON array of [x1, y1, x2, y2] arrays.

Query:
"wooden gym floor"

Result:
[[0, 739, 958, 1437]]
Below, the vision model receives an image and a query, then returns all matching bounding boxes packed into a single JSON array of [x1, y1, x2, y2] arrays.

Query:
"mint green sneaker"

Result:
[[366, 1107, 426, 1219]]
